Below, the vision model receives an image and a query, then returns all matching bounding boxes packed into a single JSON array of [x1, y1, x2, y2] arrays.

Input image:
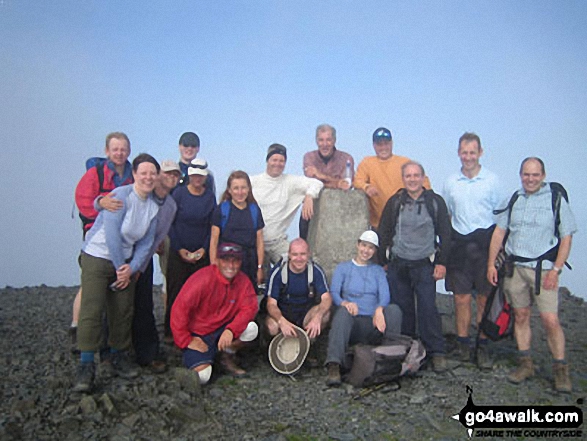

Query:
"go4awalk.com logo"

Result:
[[451, 386, 583, 438]]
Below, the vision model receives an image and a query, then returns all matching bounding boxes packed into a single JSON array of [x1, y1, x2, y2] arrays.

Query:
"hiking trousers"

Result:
[[325, 304, 403, 367], [132, 258, 160, 365], [388, 260, 446, 355]]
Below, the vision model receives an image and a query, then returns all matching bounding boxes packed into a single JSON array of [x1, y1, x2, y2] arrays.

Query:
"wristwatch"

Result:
[[552, 266, 562, 275]]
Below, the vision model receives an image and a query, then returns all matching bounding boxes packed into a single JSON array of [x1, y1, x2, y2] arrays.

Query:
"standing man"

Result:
[[443, 133, 503, 368], [265, 239, 332, 341], [354, 127, 430, 230], [379, 162, 451, 372], [251, 144, 323, 265], [171, 243, 259, 384], [487, 157, 576, 392], [176, 131, 215, 193], [300, 124, 355, 239]]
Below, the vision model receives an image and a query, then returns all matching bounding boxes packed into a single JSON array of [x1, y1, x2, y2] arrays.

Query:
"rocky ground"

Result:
[[0, 285, 585, 441]]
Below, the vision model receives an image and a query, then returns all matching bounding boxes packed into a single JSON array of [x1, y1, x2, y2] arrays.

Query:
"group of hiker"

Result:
[[70, 124, 577, 395]]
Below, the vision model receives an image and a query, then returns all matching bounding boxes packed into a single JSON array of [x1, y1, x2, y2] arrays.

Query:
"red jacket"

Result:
[[75, 162, 133, 231], [170, 265, 259, 349]]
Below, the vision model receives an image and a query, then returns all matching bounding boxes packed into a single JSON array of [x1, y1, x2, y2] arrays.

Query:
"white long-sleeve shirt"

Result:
[[250, 172, 323, 243]]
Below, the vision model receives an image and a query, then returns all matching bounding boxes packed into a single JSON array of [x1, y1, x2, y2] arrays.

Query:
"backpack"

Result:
[[478, 252, 514, 341], [346, 335, 426, 389], [493, 182, 571, 294], [78, 158, 107, 230], [219, 201, 260, 233]]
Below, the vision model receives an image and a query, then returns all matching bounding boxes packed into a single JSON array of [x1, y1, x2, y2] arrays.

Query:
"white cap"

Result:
[[160, 159, 181, 173], [359, 230, 379, 247], [187, 158, 209, 176]]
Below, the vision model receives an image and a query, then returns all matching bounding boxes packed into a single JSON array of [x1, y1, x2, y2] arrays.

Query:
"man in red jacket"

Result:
[[171, 243, 259, 384]]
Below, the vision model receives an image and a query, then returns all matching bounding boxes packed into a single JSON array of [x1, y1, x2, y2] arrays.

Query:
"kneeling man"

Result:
[[171, 243, 259, 384], [325, 230, 403, 386], [265, 238, 332, 340]]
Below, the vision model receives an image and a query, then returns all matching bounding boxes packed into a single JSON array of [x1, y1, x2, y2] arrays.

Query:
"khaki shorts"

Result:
[[503, 265, 559, 313]]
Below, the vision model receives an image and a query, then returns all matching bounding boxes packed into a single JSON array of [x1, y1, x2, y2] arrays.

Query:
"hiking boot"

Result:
[[508, 356, 535, 384], [326, 362, 341, 387], [454, 341, 470, 362], [69, 326, 79, 354], [150, 359, 168, 374], [73, 362, 95, 393], [433, 355, 448, 373], [476, 344, 493, 370], [219, 352, 247, 377], [111, 352, 140, 379], [553, 363, 572, 393]]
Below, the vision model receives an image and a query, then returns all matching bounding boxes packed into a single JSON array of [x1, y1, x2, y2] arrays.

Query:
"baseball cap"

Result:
[[359, 230, 379, 247], [179, 132, 200, 147], [266, 143, 287, 162], [217, 242, 244, 259], [160, 159, 181, 174], [187, 158, 209, 176], [373, 127, 392, 143]]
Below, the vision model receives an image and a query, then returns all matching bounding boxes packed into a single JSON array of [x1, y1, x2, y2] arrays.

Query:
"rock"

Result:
[[79, 396, 97, 415], [307, 189, 370, 280], [98, 393, 117, 415], [173, 367, 201, 397]]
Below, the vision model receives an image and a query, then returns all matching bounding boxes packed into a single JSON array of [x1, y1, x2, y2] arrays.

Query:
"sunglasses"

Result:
[[219, 244, 242, 254]]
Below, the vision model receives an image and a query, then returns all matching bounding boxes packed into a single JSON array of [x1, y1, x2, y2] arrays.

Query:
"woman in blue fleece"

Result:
[[74, 153, 161, 393], [324, 230, 403, 386]]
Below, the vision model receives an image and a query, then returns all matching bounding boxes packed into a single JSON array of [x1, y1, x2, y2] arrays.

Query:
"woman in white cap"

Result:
[[165, 158, 217, 341], [324, 230, 403, 386]]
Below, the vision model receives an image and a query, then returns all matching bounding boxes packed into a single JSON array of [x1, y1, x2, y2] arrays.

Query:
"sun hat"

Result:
[[160, 159, 181, 173], [359, 230, 379, 247], [268, 324, 310, 375], [187, 158, 209, 176]]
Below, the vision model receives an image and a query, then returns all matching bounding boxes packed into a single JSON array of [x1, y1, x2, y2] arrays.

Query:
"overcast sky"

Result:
[[1, 1, 585, 297]]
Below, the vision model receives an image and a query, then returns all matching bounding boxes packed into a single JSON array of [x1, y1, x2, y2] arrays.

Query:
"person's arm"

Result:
[[103, 192, 128, 271], [378, 198, 395, 264], [266, 297, 297, 337], [487, 226, 507, 286], [129, 217, 158, 274], [209, 225, 220, 266], [434, 194, 452, 266], [224, 278, 259, 338], [304, 292, 332, 338], [170, 276, 201, 349], [75, 168, 101, 220], [544, 235, 573, 290]]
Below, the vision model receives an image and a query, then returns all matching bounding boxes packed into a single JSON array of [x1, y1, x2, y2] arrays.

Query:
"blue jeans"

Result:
[[387, 259, 445, 355]]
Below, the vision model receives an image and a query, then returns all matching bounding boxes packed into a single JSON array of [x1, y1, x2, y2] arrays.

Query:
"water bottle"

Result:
[[343, 159, 352, 189]]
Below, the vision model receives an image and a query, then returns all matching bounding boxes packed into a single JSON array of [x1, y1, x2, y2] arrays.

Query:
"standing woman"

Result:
[[210, 170, 265, 288], [74, 153, 161, 393], [165, 158, 217, 340]]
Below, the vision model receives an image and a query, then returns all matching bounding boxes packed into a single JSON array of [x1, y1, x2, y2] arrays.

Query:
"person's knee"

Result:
[[454, 293, 471, 307], [540, 313, 561, 332], [194, 365, 212, 384], [239, 322, 258, 342], [384, 304, 403, 329]]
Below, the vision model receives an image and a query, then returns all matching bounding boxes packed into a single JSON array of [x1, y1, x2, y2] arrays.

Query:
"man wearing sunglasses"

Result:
[[170, 243, 259, 384]]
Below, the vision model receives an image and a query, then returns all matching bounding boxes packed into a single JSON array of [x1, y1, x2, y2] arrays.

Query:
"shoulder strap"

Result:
[[220, 201, 231, 233], [549, 182, 568, 238], [422, 190, 438, 231], [96, 161, 106, 193], [249, 203, 259, 230]]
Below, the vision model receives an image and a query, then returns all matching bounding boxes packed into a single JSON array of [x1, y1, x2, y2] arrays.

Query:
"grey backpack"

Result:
[[346, 335, 426, 388]]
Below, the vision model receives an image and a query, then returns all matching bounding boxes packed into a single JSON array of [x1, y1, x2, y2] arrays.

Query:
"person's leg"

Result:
[[325, 306, 355, 366], [133, 259, 160, 366], [382, 304, 403, 337], [388, 263, 415, 337], [165, 251, 194, 338], [413, 264, 445, 356], [454, 293, 472, 338]]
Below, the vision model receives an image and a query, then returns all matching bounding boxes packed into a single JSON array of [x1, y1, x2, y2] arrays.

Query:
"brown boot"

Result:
[[219, 352, 247, 377], [326, 362, 341, 387], [508, 356, 535, 384], [553, 363, 572, 393]]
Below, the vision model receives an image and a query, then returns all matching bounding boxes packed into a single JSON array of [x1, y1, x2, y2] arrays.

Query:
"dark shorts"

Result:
[[445, 241, 491, 296], [182, 326, 226, 370]]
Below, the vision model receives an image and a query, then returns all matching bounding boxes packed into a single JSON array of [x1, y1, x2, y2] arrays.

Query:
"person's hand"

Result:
[[365, 185, 379, 197], [373, 307, 386, 333], [342, 301, 359, 316], [217, 329, 234, 351], [188, 336, 208, 352], [543, 270, 559, 291], [193, 248, 206, 261], [305, 315, 322, 339], [304, 165, 318, 178], [487, 266, 498, 286], [433, 264, 446, 281], [338, 179, 351, 190], [155, 241, 165, 255], [99, 195, 123, 212], [113, 264, 132, 289], [301, 196, 314, 221], [179, 249, 197, 263], [278, 317, 298, 338]]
